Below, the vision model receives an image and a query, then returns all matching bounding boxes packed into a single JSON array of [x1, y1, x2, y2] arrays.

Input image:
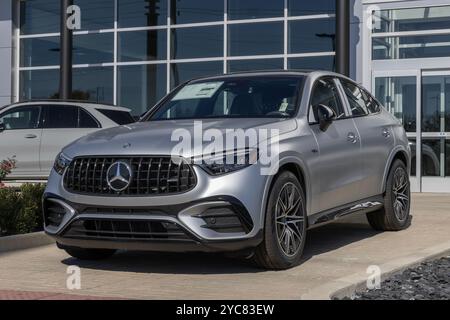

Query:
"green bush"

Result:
[[0, 183, 46, 236]]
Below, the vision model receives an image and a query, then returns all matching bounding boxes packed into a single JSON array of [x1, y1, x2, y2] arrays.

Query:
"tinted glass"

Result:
[[228, 22, 283, 56], [74, 0, 114, 30], [310, 78, 345, 122], [341, 81, 369, 116], [44, 106, 78, 129], [118, 0, 168, 28], [72, 67, 114, 104], [20, 37, 60, 67], [288, 0, 335, 16], [149, 77, 303, 120], [118, 30, 167, 62], [422, 139, 441, 177], [0, 107, 40, 130], [118, 64, 167, 116], [228, 59, 284, 72], [228, 0, 284, 20], [79, 109, 100, 128], [73, 33, 114, 64], [20, 0, 60, 35], [97, 109, 135, 125], [289, 18, 336, 54], [171, 26, 223, 59], [288, 56, 335, 71], [20, 69, 59, 100], [171, 0, 223, 24], [170, 62, 223, 88]]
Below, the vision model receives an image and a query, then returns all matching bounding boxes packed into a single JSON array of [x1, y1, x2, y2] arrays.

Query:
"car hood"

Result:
[[63, 118, 297, 159]]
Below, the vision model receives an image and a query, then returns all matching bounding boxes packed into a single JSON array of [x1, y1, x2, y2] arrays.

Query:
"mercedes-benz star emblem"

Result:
[[106, 161, 132, 192]]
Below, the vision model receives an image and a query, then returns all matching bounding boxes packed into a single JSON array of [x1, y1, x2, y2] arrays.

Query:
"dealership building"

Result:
[[1, 0, 450, 193]]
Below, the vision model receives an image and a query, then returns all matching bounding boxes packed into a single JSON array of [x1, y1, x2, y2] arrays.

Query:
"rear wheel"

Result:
[[367, 160, 411, 231], [64, 247, 117, 260], [253, 171, 307, 270]]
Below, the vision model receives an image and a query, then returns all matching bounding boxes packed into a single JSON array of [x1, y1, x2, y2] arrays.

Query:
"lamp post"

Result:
[[59, 0, 73, 99], [336, 0, 350, 76]]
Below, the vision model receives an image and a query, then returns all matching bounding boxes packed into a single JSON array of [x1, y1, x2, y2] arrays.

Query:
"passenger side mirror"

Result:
[[0, 122, 5, 133], [314, 104, 336, 132]]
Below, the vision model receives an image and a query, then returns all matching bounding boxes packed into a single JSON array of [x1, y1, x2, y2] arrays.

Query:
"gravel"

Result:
[[351, 257, 450, 300]]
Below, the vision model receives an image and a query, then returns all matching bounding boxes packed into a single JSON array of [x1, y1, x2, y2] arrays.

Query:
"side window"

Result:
[[342, 80, 369, 117], [0, 106, 40, 130], [360, 88, 381, 114], [79, 108, 100, 128], [309, 78, 346, 123], [43, 105, 78, 129]]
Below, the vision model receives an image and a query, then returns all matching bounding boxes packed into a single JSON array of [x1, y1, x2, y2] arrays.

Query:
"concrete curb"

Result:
[[301, 240, 450, 300], [0, 232, 54, 253]]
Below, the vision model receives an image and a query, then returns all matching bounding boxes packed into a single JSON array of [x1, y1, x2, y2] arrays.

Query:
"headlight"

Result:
[[198, 149, 258, 176], [53, 152, 72, 175]]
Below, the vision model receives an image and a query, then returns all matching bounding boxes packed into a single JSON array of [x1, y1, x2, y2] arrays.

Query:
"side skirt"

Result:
[[307, 195, 384, 230]]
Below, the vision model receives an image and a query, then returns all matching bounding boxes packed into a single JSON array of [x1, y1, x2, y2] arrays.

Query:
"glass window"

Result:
[[118, 0, 168, 28], [288, 0, 335, 16], [96, 109, 135, 125], [289, 18, 335, 54], [341, 80, 369, 117], [309, 78, 345, 122], [43, 105, 78, 129], [72, 67, 114, 104], [20, 37, 60, 67], [422, 139, 442, 177], [228, 0, 284, 20], [79, 109, 100, 128], [20, 0, 60, 35], [118, 64, 167, 116], [118, 30, 167, 62], [171, 61, 223, 88], [171, 26, 223, 59], [228, 59, 283, 72], [0, 107, 40, 130], [148, 77, 303, 120], [20, 69, 59, 100], [288, 56, 335, 71], [73, 33, 114, 64], [228, 22, 283, 56], [74, 0, 114, 30], [171, 0, 223, 24]]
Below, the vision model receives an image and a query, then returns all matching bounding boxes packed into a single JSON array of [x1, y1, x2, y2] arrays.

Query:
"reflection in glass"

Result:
[[289, 19, 336, 54], [422, 139, 442, 177], [20, 0, 60, 35], [288, 0, 335, 16], [228, 59, 283, 72], [171, 0, 223, 24], [228, 22, 283, 56], [288, 56, 335, 71], [409, 139, 417, 177], [20, 69, 59, 100], [375, 77, 417, 132], [72, 67, 114, 104], [74, 0, 114, 30], [20, 37, 60, 67], [422, 76, 450, 133], [228, 0, 283, 20], [118, 30, 167, 62], [170, 62, 223, 88], [118, 64, 167, 116], [171, 26, 223, 59], [118, 0, 168, 28], [73, 33, 114, 64]]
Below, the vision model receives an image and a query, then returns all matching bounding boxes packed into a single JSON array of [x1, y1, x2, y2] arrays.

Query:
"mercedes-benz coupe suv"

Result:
[[43, 71, 411, 270]]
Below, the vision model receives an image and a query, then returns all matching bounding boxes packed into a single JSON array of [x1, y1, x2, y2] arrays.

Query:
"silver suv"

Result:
[[43, 71, 411, 270]]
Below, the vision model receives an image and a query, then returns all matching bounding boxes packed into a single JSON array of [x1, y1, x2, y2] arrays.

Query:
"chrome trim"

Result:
[[44, 198, 76, 235]]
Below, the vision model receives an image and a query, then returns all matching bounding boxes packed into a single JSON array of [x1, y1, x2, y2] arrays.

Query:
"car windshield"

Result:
[[145, 76, 304, 121]]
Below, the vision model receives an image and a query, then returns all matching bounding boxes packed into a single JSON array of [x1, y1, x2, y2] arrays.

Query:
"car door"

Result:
[[0, 105, 43, 178], [308, 77, 363, 213], [339, 79, 395, 199], [40, 105, 100, 174]]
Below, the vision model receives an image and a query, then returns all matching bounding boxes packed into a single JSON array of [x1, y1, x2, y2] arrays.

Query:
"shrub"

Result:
[[0, 183, 46, 236], [0, 158, 17, 187]]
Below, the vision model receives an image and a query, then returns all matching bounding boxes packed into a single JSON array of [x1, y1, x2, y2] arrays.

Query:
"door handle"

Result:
[[24, 134, 37, 139], [382, 128, 391, 138], [347, 132, 358, 144]]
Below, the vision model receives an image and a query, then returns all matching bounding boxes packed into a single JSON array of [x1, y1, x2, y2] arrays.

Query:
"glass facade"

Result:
[[18, 0, 336, 115]]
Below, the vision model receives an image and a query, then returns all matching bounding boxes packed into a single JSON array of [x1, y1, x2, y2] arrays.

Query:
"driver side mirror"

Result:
[[0, 122, 5, 133], [313, 104, 336, 132]]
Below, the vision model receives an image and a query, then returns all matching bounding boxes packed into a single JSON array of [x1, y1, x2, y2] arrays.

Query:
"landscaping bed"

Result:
[[352, 257, 450, 300]]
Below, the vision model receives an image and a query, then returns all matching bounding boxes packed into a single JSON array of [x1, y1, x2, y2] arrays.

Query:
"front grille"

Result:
[[63, 218, 192, 241], [64, 156, 197, 196]]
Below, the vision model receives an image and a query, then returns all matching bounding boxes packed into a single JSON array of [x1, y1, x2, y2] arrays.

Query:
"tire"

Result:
[[367, 159, 411, 231], [253, 171, 307, 270], [64, 247, 117, 260]]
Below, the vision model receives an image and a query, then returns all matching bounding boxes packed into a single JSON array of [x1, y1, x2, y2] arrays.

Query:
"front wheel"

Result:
[[253, 171, 307, 270], [367, 160, 411, 231]]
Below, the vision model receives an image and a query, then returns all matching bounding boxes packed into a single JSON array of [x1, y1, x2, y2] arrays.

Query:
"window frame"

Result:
[[0, 105, 43, 131]]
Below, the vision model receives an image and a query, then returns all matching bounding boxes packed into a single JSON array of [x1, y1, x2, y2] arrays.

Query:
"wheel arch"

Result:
[[381, 147, 411, 194]]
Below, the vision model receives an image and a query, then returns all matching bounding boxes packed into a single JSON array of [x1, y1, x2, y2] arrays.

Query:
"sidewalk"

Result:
[[0, 193, 449, 300]]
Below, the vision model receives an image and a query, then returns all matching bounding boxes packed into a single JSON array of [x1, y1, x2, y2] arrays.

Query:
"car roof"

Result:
[[1, 100, 132, 112]]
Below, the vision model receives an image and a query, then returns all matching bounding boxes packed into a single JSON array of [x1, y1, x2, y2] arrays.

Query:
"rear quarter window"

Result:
[[96, 109, 135, 125]]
